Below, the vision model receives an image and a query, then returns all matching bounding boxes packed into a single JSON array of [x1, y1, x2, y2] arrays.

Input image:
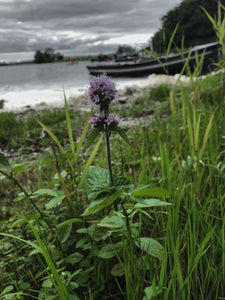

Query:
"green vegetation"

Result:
[[0, 69, 225, 299], [34, 48, 64, 63], [116, 45, 136, 55], [0, 109, 88, 150], [152, 0, 225, 53]]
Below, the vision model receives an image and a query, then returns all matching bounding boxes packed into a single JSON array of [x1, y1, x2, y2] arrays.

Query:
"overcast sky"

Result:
[[0, 0, 183, 55]]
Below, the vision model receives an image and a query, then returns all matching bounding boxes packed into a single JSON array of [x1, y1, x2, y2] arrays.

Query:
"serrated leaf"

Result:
[[84, 166, 110, 195], [84, 128, 101, 151], [112, 126, 131, 146], [136, 237, 164, 259], [87, 182, 111, 199], [132, 187, 170, 198], [114, 176, 133, 188], [0, 153, 11, 171]]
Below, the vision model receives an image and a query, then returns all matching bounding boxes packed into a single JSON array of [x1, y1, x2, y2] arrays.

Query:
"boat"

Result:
[[87, 42, 220, 77]]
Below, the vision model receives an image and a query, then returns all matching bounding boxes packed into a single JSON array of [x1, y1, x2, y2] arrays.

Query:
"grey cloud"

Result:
[[0, 0, 183, 53]]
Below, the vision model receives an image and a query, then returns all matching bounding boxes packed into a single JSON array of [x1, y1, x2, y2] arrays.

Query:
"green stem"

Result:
[[105, 124, 113, 185]]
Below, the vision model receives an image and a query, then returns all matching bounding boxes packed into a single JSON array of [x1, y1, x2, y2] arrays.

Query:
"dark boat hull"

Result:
[[87, 42, 219, 77]]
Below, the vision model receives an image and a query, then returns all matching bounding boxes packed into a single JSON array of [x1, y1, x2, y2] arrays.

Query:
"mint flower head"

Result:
[[88, 75, 117, 109], [89, 112, 121, 130]]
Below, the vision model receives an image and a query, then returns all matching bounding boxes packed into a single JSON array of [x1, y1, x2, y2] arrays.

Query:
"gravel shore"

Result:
[[8, 73, 191, 118]]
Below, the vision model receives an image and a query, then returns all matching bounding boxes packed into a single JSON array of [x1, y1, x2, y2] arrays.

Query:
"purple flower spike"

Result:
[[89, 112, 121, 130], [105, 113, 121, 128], [88, 75, 117, 108], [89, 112, 106, 129]]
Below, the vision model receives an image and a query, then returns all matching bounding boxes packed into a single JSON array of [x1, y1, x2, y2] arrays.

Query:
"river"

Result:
[[0, 60, 150, 111]]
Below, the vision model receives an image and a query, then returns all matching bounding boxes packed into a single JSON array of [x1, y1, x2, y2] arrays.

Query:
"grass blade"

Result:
[[78, 133, 104, 188], [63, 90, 75, 154], [34, 117, 65, 154]]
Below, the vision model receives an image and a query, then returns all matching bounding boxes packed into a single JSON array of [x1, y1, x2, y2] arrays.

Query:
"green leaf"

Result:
[[84, 166, 110, 195], [165, 22, 179, 59], [133, 198, 171, 209], [64, 90, 75, 154], [114, 176, 133, 188], [57, 218, 82, 229], [87, 183, 111, 200], [97, 215, 126, 230], [78, 134, 104, 188], [45, 194, 65, 209], [112, 126, 131, 146], [0, 285, 14, 296], [42, 278, 53, 288], [111, 263, 124, 277], [57, 223, 72, 243], [0, 175, 7, 181], [14, 192, 26, 202], [11, 163, 25, 173], [82, 191, 123, 216], [143, 286, 163, 300], [34, 117, 65, 154], [19, 280, 31, 289], [74, 111, 92, 161], [136, 237, 164, 259], [98, 243, 122, 259], [0, 153, 11, 171], [132, 187, 170, 198], [31, 188, 57, 198], [84, 128, 101, 151], [65, 252, 83, 264]]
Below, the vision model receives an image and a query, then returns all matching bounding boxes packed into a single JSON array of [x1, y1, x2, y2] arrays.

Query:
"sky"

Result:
[[0, 0, 183, 56]]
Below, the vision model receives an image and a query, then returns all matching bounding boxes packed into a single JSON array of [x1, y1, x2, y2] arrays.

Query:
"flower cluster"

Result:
[[89, 112, 121, 130], [88, 75, 117, 108], [88, 75, 121, 131]]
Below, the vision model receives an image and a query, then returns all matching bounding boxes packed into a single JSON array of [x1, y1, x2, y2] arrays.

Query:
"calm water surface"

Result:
[[0, 61, 148, 111]]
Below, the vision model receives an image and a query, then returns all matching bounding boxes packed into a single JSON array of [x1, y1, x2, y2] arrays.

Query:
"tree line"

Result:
[[34, 48, 64, 63], [151, 0, 225, 53]]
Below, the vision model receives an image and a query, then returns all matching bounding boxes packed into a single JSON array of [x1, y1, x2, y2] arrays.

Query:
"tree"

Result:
[[34, 48, 64, 63], [151, 0, 225, 53], [116, 45, 136, 55]]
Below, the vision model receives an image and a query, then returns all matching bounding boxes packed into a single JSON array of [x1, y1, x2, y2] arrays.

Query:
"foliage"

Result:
[[152, 0, 225, 53], [0, 108, 88, 150], [34, 48, 64, 63], [116, 45, 136, 55]]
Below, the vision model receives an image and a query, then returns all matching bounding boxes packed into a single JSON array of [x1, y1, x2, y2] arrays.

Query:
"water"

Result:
[[0, 59, 150, 111]]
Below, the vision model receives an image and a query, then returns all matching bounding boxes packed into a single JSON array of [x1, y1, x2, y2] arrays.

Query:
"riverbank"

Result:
[[0, 72, 193, 163], [1, 73, 191, 116]]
